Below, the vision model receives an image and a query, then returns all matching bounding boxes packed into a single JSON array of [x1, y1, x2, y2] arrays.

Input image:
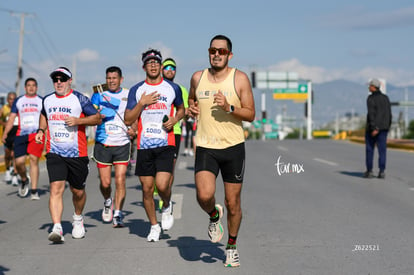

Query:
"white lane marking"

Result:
[[172, 193, 183, 220], [313, 158, 338, 166], [277, 146, 288, 152]]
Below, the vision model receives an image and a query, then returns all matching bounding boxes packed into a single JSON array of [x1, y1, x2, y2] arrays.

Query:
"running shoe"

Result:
[[30, 192, 40, 200], [18, 178, 30, 197], [72, 214, 85, 239], [208, 204, 224, 243], [11, 174, 19, 186], [102, 198, 113, 223], [48, 224, 64, 243], [161, 201, 174, 231], [113, 213, 125, 228], [4, 168, 12, 183], [224, 247, 240, 267], [147, 224, 161, 242]]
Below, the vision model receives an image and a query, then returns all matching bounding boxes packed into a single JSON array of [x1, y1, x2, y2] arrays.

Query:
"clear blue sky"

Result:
[[1, 0, 413, 97]]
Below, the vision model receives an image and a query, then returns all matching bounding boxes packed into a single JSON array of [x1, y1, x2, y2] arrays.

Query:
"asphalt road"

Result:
[[1, 140, 414, 275]]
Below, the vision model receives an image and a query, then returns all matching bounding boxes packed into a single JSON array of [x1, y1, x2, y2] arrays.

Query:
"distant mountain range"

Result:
[[253, 79, 414, 128]]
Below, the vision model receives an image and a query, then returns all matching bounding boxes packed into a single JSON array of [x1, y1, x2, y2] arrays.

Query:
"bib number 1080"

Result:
[[146, 128, 162, 134]]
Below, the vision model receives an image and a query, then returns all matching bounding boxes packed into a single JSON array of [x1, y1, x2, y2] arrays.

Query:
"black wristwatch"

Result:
[[227, 105, 235, 113]]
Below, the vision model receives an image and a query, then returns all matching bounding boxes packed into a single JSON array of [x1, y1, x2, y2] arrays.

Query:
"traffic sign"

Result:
[[274, 84, 307, 94], [273, 93, 308, 100], [273, 84, 308, 100], [255, 71, 298, 89]]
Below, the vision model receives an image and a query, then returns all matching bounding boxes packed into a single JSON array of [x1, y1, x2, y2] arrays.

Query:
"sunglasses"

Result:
[[52, 77, 69, 83], [208, 47, 230, 55], [163, 65, 176, 71]]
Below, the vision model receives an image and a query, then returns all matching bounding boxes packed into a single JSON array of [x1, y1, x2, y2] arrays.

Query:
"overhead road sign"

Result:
[[273, 93, 308, 100], [256, 71, 298, 89], [273, 84, 308, 100]]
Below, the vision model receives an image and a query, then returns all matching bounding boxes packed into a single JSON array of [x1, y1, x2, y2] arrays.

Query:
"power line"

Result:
[[25, 34, 45, 61], [32, 16, 64, 64], [0, 79, 13, 91], [22, 59, 42, 75]]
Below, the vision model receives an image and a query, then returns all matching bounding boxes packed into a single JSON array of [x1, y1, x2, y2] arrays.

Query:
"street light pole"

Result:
[[306, 81, 312, 140]]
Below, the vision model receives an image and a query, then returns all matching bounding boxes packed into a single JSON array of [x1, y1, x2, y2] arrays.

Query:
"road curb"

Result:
[[349, 137, 414, 151]]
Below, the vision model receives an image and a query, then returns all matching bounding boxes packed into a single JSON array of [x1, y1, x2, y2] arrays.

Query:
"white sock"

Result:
[[54, 223, 62, 230], [114, 210, 121, 217], [105, 198, 112, 206]]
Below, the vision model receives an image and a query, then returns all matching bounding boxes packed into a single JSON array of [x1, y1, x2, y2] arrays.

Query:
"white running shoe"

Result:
[[30, 192, 40, 200], [102, 198, 113, 222], [4, 168, 12, 183], [189, 150, 194, 157], [161, 201, 174, 231], [224, 247, 240, 267], [18, 178, 30, 197], [112, 213, 125, 228], [48, 224, 64, 243], [208, 204, 224, 243], [147, 224, 161, 242], [11, 174, 19, 186], [72, 214, 85, 239]]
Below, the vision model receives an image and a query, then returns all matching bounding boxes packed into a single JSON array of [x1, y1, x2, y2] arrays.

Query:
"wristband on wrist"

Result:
[[37, 128, 45, 134]]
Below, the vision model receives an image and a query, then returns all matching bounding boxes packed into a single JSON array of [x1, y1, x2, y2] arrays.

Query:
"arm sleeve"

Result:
[[126, 85, 139, 110], [76, 92, 98, 116], [11, 97, 19, 114], [173, 84, 183, 107], [91, 92, 100, 109]]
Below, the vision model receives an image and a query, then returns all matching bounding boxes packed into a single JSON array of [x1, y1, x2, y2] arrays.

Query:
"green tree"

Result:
[[403, 120, 414, 139]]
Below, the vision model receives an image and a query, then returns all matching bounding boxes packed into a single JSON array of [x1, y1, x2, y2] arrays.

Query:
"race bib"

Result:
[[143, 122, 166, 139], [105, 122, 124, 135], [50, 126, 75, 143], [21, 115, 35, 128]]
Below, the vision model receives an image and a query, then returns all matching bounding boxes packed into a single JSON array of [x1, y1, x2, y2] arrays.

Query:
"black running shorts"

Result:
[[135, 146, 175, 176], [195, 142, 245, 183], [46, 153, 89, 190], [93, 142, 131, 165], [4, 126, 17, 150]]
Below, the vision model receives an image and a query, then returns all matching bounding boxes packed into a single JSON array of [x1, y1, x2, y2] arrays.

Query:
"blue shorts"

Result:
[[14, 133, 45, 158]]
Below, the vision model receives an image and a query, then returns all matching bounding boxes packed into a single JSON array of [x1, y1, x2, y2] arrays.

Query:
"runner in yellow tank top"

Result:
[[188, 34, 255, 268], [0, 92, 18, 184]]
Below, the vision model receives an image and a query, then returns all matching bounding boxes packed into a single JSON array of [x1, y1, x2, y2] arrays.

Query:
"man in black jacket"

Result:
[[364, 78, 392, 179]]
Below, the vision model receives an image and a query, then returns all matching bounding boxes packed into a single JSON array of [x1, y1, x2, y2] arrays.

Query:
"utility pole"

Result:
[[12, 12, 32, 95]]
